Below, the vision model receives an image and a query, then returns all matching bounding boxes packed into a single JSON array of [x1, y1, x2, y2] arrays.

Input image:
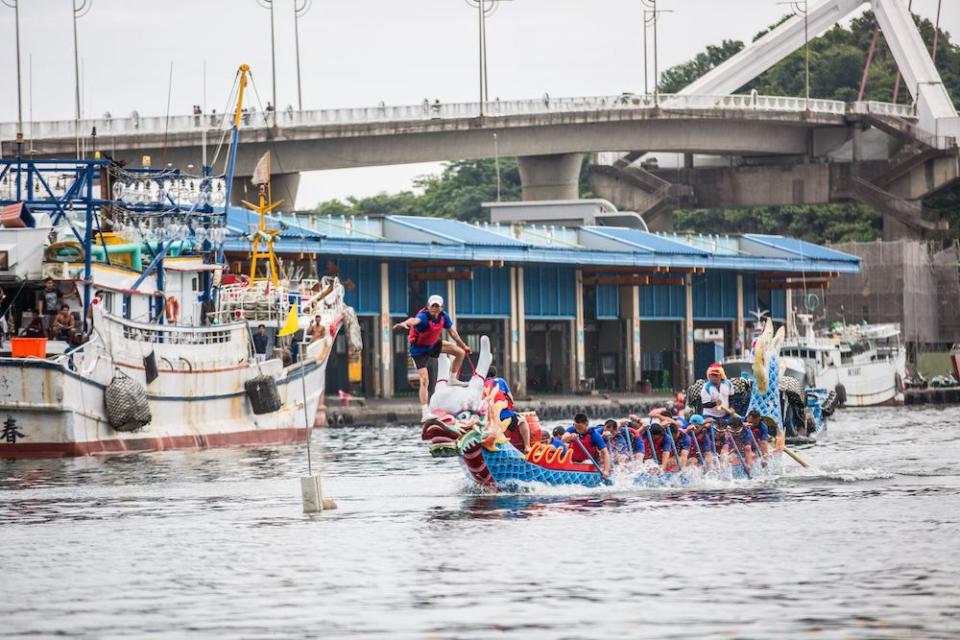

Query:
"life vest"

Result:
[[685, 430, 712, 457], [408, 307, 445, 348], [643, 433, 667, 461], [611, 427, 641, 455], [748, 424, 766, 445], [570, 427, 603, 463], [506, 426, 525, 450]]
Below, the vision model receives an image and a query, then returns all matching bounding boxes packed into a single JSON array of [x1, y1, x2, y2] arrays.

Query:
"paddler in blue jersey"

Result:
[[394, 294, 470, 420], [677, 414, 716, 470], [561, 413, 611, 478]]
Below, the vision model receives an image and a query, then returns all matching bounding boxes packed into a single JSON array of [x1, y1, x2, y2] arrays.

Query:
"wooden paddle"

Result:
[[781, 445, 811, 468]]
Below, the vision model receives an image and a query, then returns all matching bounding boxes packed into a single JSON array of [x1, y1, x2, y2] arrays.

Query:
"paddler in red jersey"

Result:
[[393, 295, 470, 420], [483, 366, 532, 453]]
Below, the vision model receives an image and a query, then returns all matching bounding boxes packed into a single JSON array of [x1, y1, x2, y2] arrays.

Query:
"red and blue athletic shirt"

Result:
[[408, 308, 452, 356], [565, 425, 607, 462], [609, 427, 645, 457], [642, 431, 673, 461], [679, 430, 714, 455]]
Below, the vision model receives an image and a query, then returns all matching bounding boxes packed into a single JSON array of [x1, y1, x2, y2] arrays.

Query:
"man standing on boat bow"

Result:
[[394, 295, 471, 420]]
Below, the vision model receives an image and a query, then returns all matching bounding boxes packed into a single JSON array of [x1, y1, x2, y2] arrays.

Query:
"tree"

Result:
[[658, 40, 744, 94], [310, 156, 595, 221]]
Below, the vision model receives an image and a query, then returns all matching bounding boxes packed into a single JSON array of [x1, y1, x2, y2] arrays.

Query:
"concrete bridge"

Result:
[[2, 0, 958, 238], [3, 93, 956, 239]]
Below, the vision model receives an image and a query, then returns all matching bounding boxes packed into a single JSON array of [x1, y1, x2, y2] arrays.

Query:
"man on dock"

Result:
[[394, 295, 470, 420]]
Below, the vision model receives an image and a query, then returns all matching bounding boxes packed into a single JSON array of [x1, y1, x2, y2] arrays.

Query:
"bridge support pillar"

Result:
[[509, 267, 527, 397], [684, 274, 694, 391], [232, 172, 301, 207], [517, 153, 583, 201], [620, 285, 641, 392]]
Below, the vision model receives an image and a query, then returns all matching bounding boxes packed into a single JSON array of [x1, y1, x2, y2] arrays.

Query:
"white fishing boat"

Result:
[[0, 64, 358, 458], [780, 314, 906, 407]]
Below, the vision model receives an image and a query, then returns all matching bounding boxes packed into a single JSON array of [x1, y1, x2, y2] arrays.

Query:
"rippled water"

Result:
[[2, 406, 960, 639]]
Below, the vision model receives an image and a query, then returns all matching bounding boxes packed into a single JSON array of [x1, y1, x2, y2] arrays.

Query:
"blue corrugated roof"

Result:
[[388, 215, 528, 247], [742, 234, 860, 263], [226, 206, 324, 241], [584, 227, 709, 256]]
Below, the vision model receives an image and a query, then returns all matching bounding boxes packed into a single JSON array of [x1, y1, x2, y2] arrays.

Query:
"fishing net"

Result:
[[343, 306, 362, 352], [104, 371, 152, 432]]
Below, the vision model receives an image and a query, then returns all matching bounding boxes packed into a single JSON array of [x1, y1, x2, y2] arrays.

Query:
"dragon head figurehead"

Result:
[[420, 335, 509, 491]]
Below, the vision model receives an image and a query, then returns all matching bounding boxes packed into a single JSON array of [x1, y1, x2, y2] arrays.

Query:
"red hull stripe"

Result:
[[0, 427, 308, 459]]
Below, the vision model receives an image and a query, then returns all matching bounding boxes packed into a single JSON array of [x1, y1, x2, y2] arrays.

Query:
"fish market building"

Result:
[[224, 202, 861, 399]]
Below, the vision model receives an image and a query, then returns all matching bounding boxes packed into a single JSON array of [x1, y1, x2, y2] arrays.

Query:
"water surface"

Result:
[[2, 406, 959, 638]]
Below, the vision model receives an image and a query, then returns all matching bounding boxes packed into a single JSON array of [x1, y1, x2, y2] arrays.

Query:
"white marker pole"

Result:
[[299, 338, 335, 513]]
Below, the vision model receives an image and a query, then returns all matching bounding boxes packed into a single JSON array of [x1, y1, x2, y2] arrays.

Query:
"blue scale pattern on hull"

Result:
[[460, 443, 762, 490], [476, 445, 606, 488]]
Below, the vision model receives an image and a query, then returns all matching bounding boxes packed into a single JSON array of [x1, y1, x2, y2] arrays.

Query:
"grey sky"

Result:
[[1, 0, 956, 208]]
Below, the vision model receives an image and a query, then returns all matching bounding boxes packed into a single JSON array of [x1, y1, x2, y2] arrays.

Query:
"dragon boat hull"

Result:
[[425, 416, 767, 492]]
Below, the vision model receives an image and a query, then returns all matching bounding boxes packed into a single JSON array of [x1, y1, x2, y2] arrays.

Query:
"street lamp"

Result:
[[294, 0, 312, 112], [255, 0, 278, 123], [1, 0, 23, 149], [778, 0, 810, 109], [640, 0, 671, 104], [463, 0, 511, 116], [73, 0, 93, 158]]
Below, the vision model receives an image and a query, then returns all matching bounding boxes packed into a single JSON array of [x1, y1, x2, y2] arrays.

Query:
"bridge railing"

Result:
[[0, 94, 915, 142]]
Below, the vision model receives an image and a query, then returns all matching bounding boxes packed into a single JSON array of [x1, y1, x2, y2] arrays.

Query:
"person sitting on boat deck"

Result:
[[678, 414, 716, 470], [484, 366, 531, 453], [602, 418, 645, 464], [551, 426, 568, 452], [701, 362, 734, 424], [36, 277, 62, 339], [394, 295, 471, 420], [253, 324, 270, 363], [561, 413, 611, 477], [52, 304, 77, 344]]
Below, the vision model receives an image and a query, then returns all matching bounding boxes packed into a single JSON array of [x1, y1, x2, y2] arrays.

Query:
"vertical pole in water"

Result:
[[300, 339, 334, 513]]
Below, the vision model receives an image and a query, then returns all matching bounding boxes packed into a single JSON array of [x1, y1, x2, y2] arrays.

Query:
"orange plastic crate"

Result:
[[11, 337, 47, 358]]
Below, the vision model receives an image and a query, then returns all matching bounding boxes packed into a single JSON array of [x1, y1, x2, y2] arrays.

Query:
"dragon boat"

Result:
[[421, 323, 794, 492]]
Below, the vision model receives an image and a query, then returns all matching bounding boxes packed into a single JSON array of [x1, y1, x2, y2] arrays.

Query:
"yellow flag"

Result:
[[277, 303, 299, 337]]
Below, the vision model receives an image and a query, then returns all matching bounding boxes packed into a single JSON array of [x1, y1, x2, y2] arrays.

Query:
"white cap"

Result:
[[427, 294, 444, 308]]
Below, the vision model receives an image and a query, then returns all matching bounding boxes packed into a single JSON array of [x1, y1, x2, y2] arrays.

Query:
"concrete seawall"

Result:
[[324, 393, 675, 427], [905, 388, 960, 405]]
